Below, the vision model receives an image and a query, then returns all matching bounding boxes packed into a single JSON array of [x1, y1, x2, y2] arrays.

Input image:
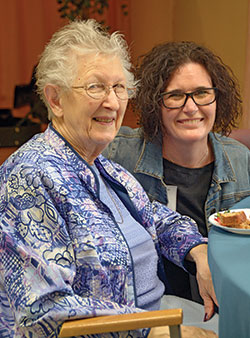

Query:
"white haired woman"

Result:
[[0, 20, 217, 337]]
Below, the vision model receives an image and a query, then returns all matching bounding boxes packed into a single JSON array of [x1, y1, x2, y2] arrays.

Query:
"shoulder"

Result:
[[102, 126, 144, 165], [0, 130, 83, 187], [107, 126, 143, 145], [116, 126, 143, 138], [210, 132, 250, 154], [1, 136, 58, 171]]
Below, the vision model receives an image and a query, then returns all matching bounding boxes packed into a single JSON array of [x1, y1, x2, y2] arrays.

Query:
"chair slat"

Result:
[[59, 308, 183, 337]]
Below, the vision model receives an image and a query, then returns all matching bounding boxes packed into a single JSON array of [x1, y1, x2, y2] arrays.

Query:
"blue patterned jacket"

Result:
[[0, 125, 205, 338]]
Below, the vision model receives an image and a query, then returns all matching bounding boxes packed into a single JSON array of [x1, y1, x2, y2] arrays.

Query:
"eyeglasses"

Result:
[[72, 83, 136, 101], [161, 87, 218, 109]]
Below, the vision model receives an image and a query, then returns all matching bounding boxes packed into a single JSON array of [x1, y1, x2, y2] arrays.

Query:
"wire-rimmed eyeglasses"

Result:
[[72, 83, 136, 101], [161, 87, 218, 109]]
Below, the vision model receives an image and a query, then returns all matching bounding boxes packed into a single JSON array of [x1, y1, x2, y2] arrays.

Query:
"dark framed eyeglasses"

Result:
[[72, 83, 136, 101], [161, 87, 218, 109]]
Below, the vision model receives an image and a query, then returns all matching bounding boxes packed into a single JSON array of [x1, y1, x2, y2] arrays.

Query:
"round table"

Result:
[[208, 197, 250, 338]]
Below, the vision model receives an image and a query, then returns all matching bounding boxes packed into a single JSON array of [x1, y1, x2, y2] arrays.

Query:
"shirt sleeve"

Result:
[[0, 164, 143, 338], [151, 200, 207, 269]]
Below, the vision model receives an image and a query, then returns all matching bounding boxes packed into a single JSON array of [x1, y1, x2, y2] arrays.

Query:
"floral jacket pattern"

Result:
[[0, 125, 205, 338]]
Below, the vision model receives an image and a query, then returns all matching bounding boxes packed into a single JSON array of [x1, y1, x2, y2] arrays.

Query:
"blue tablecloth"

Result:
[[208, 196, 250, 338]]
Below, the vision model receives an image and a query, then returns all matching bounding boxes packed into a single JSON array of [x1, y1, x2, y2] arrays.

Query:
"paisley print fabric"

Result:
[[0, 125, 206, 337]]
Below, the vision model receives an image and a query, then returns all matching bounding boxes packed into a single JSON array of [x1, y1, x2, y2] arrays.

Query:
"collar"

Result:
[[134, 138, 164, 179], [209, 133, 237, 183], [133, 132, 236, 183]]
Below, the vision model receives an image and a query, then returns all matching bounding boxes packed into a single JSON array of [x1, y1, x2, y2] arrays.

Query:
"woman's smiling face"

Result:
[[161, 62, 216, 144], [51, 54, 128, 162]]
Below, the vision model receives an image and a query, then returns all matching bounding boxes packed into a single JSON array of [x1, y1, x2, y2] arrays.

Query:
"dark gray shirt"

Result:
[[162, 158, 214, 302], [163, 159, 214, 237]]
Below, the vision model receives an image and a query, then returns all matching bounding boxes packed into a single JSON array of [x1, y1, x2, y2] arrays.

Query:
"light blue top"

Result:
[[103, 126, 250, 232], [92, 164, 164, 311]]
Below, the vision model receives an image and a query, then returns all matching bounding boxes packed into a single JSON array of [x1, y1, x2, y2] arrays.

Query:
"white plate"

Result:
[[208, 208, 250, 234]]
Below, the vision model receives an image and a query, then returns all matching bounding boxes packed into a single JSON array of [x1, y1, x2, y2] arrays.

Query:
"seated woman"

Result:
[[103, 41, 250, 307], [0, 21, 217, 337]]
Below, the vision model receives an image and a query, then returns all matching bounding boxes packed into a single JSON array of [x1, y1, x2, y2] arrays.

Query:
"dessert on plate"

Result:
[[215, 210, 250, 229]]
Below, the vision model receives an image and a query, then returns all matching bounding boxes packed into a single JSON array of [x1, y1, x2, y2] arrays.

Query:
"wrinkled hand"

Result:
[[187, 244, 218, 320]]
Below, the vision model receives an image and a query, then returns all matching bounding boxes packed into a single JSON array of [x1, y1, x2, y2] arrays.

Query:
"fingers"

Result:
[[196, 264, 219, 312], [200, 283, 218, 307], [202, 295, 215, 320], [210, 289, 218, 307], [198, 275, 218, 320]]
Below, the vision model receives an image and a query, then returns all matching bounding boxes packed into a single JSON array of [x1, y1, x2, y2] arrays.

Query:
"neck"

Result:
[[162, 138, 213, 168], [52, 120, 102, 165]]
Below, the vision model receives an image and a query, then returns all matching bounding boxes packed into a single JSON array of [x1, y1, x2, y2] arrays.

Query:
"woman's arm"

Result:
[[152, 201, 207, 268], [187, 244, 218, 320], [152, 201, 217, 318]]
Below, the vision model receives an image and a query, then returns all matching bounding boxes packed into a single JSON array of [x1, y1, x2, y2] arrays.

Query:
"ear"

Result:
[[44, 84, 63, 117]]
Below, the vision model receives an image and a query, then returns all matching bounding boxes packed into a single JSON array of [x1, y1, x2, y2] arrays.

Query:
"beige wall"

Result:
[[130, 0, 174, 62], [129, 0, 248, 127], [173, 0, 248, 109]]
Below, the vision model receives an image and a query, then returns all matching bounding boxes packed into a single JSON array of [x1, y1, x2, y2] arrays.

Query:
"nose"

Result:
[[182, 95, 198, 114], [102, 89, 121, 111]]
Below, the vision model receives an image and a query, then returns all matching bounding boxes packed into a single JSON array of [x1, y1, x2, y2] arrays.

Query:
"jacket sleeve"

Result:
[[151, 200, 207, 269], [0, 163, 143, 338]]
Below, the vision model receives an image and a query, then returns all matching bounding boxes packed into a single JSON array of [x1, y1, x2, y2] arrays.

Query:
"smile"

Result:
[[93, 117, 114, 123], [178, 118, 203, 125]]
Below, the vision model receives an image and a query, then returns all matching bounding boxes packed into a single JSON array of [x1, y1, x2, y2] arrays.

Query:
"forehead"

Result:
[[75, 54, 126, 83], [167, 62, 212, 90]]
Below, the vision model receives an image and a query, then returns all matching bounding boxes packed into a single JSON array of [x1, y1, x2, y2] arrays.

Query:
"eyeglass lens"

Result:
[[162, 88, 217, 108], [87, 83, 130, 100]]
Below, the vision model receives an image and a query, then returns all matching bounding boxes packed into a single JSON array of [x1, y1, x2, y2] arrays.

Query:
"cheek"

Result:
[[86, 100, 101, 111], [206, 104, 217, 123], [162, 109, 175, 126], [118, 102, 128, 118], [78, 101, 102, 123]]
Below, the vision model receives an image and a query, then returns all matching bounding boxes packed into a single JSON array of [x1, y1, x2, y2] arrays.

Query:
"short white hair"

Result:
[[36, 19, 135, 120]]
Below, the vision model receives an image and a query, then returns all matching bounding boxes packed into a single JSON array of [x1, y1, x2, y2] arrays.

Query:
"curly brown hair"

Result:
[[133, 41, 242, 141]]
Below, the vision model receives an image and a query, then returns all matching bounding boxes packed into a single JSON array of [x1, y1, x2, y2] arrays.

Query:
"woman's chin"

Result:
[[176, 129, 209, 142], [95, 136, 116, 149]]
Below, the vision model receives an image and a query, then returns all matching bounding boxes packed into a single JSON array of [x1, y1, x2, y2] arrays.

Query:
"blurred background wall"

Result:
[[0, 0, 249, 128], [130, 0, 249, 127]]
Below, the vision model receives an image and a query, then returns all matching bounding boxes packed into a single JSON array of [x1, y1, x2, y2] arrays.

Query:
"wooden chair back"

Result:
[[59, 308, 183, 338]]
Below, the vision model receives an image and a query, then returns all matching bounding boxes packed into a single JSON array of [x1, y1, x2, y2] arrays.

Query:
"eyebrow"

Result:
[[85, 72, 126, 82], [165, 86, 212, 94]]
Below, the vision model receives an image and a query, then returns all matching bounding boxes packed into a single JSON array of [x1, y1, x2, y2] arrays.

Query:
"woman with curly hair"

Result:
[[103, 41, 250, 307]]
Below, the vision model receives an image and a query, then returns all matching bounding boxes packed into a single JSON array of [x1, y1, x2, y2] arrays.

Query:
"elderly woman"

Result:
[[0, 23, 217, 338], [103, 41, 250, 308]]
